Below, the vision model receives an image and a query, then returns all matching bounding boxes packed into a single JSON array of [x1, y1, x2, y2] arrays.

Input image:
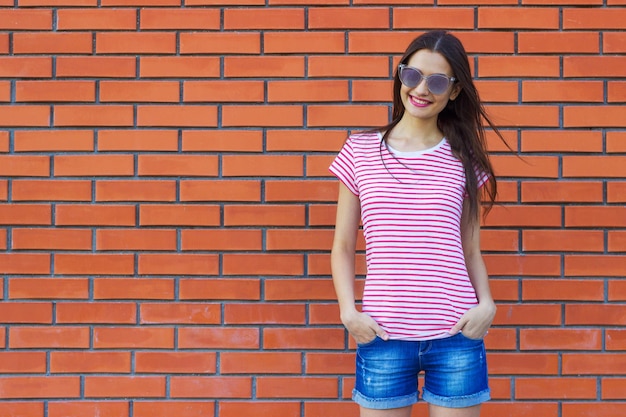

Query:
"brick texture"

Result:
[[0, 2, 624, 417]]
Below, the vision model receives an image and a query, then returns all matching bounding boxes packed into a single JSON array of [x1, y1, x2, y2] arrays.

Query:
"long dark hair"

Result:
[[379, 30, 502, 223]]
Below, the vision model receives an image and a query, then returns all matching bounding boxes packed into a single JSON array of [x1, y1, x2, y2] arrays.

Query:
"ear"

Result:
[[449, 84, 462, 101]]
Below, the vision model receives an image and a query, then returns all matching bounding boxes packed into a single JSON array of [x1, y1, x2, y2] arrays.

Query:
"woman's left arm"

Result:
[[449, 198, 497, 339]]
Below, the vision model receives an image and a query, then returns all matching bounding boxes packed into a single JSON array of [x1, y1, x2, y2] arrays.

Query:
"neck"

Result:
[[388, 116, 443, 151]]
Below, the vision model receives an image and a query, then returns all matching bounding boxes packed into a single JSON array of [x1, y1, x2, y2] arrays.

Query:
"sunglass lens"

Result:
[[427, 75, 450, 94], [400, 67, 422, 88]]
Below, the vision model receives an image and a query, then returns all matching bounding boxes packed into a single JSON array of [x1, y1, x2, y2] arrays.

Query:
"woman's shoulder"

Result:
[[347, 130, 382, 147]]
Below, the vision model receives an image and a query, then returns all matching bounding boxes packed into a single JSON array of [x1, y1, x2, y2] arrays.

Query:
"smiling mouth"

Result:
[[409, 95, 431, 106]]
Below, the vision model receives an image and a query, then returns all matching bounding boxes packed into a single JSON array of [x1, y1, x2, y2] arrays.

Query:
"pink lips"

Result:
[[409, 95, 431, 108]]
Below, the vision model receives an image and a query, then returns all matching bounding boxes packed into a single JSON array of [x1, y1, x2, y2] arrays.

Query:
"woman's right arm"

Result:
[[331, 182, 388, 344]]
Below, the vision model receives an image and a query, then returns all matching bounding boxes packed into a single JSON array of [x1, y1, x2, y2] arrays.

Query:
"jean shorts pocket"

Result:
[[458, 331, 484, 342], [357, 335, 380, 348]]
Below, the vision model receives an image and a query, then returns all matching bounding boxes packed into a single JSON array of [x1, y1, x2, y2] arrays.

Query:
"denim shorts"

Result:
[[353, 333, 490, 410]]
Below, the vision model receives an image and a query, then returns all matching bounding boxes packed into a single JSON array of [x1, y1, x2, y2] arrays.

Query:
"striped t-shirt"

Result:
[[329, 131, 488, 341]]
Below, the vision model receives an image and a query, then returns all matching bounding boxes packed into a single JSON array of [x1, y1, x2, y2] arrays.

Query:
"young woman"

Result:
[[329, 31, 503, 417]]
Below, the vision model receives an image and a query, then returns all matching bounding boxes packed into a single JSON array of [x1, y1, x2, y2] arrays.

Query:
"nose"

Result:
[[414, 77, 430, 95]]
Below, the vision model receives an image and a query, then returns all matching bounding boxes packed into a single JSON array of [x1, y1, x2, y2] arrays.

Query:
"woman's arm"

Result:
[[331, 183, 388, 344], [449, 198, 497, 338]]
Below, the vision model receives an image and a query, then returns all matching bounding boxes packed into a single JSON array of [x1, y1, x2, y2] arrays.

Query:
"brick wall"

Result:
[[0, 1, 625, 417]]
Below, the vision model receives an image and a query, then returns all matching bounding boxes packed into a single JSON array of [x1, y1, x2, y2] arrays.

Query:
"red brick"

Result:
[[0, 104, 50, 126], [0, 204, 52, 226], [224, 56, 305, 78], [222, 105, 303, 127], [0, 352, 46, 373], [134, 401, 215, 417], [607, 131, 626, 152], [16, 80, 95, 102], [484, 403, 559, 417], [476, 80, 519, 103], [50, 352, 131, 373], [0, 377, 80, 399], [520, 329, 602, 351], [310, 7, 389, 29], [494, 304, 561, 326], [56, 57, 136, 78], [56, 8, 136, 30], [224, 8, 304, 29], [224, 303, 306, 325], [566, 304, 626, 326], [93, 278, 174, 300], [265, 278, 336, 301], [257, 377, 338, 398], [351, 79, 394, 102], [565, 207, 626, 227], [138, 254, 219, 276], [483, 205, 561, 227], [308, 303, 342, 325], [95, 180, 176, 202], [221, 352, 302, 374], [563, 353, 626, 375], [135, 352, 217, 374], [523, 279, 604, 302], [484, 254, 561, 276], [602, 378, 626, 399], [96, 32, 175, 54], [488, 353, 559, 375], [265, 32, 345, 54], [55, 204, 136, 226], [140, 57, 220, 78], [170, 376, 252, 398], [606, 329, 626, 350], [0, 402, 44, 417], [481, 230, 519, 252], [609, 81, 626, 102], [14, 31, 92, 54], [518, 32, 599, 53], [179, 278, 260, 301], [563, 403, 626, 417], [223, 254, 304, 276], [609, 231, 626, 252], [563, 8, 626, 29], [48, 401, 129, 417], [183, 80, 263, 103], [56, 302, 136, 324], [93, 327, 174, 349], [180, 32, 260, 54], [224, 204, 304, 226], [220, 402, 300, 417], [515, 377, 597, 399], [564, 56, 626, 77], [182, 130, 263, 152], [139, 204, 220, 226], [522, 180, 603, 203], [8, 277, 89, 300], [523, 230, 604, 252], [55, 254, 134, 275], [96, 229, 177, 251], [0, 9, 52, 30], [478, 7, 559, 29], [10, 326, 89, 348], [100, 81, 180, 103], [54, 154, 133, 176], [522, 129, 602, 153], [308, 56, 388, 78], [306, 352, 354, 374], [308, 104, 388, 127], [0, 156, 49, 176], [14, 129, 94, 152], [564, 105, 626, 127], [137, 105, 218, 127], [523, 81, 603, 102], [491, 155, 559, 178], [12, 228, 92, 250], [140, 303, 221, 324], [180, 180, 261, 202], [181, 229, 262, 251], [263, 328, 345, 349], [140, 8, 220, 29], [138, 155, 219, 177], [268, 80, 349, 102], [394, 7, 474, 29], [0, 253, 50, 274], [84, 376, 165, 398], [12, 180, 92, 202], [98, 130, 178, 151], [178, 328, 259, 349], [267, 129, 346, 152]]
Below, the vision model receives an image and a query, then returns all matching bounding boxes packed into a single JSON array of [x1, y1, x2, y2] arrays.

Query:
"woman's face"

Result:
[[399, 49, 461, 124]]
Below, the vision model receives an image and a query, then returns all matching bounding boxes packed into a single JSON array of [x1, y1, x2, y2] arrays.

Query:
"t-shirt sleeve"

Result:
[[329, 137, 359, 196], [464, 164, 490, 198]]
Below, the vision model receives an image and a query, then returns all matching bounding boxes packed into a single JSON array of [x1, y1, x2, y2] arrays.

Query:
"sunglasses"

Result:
[[398, 64, 456, 95]]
